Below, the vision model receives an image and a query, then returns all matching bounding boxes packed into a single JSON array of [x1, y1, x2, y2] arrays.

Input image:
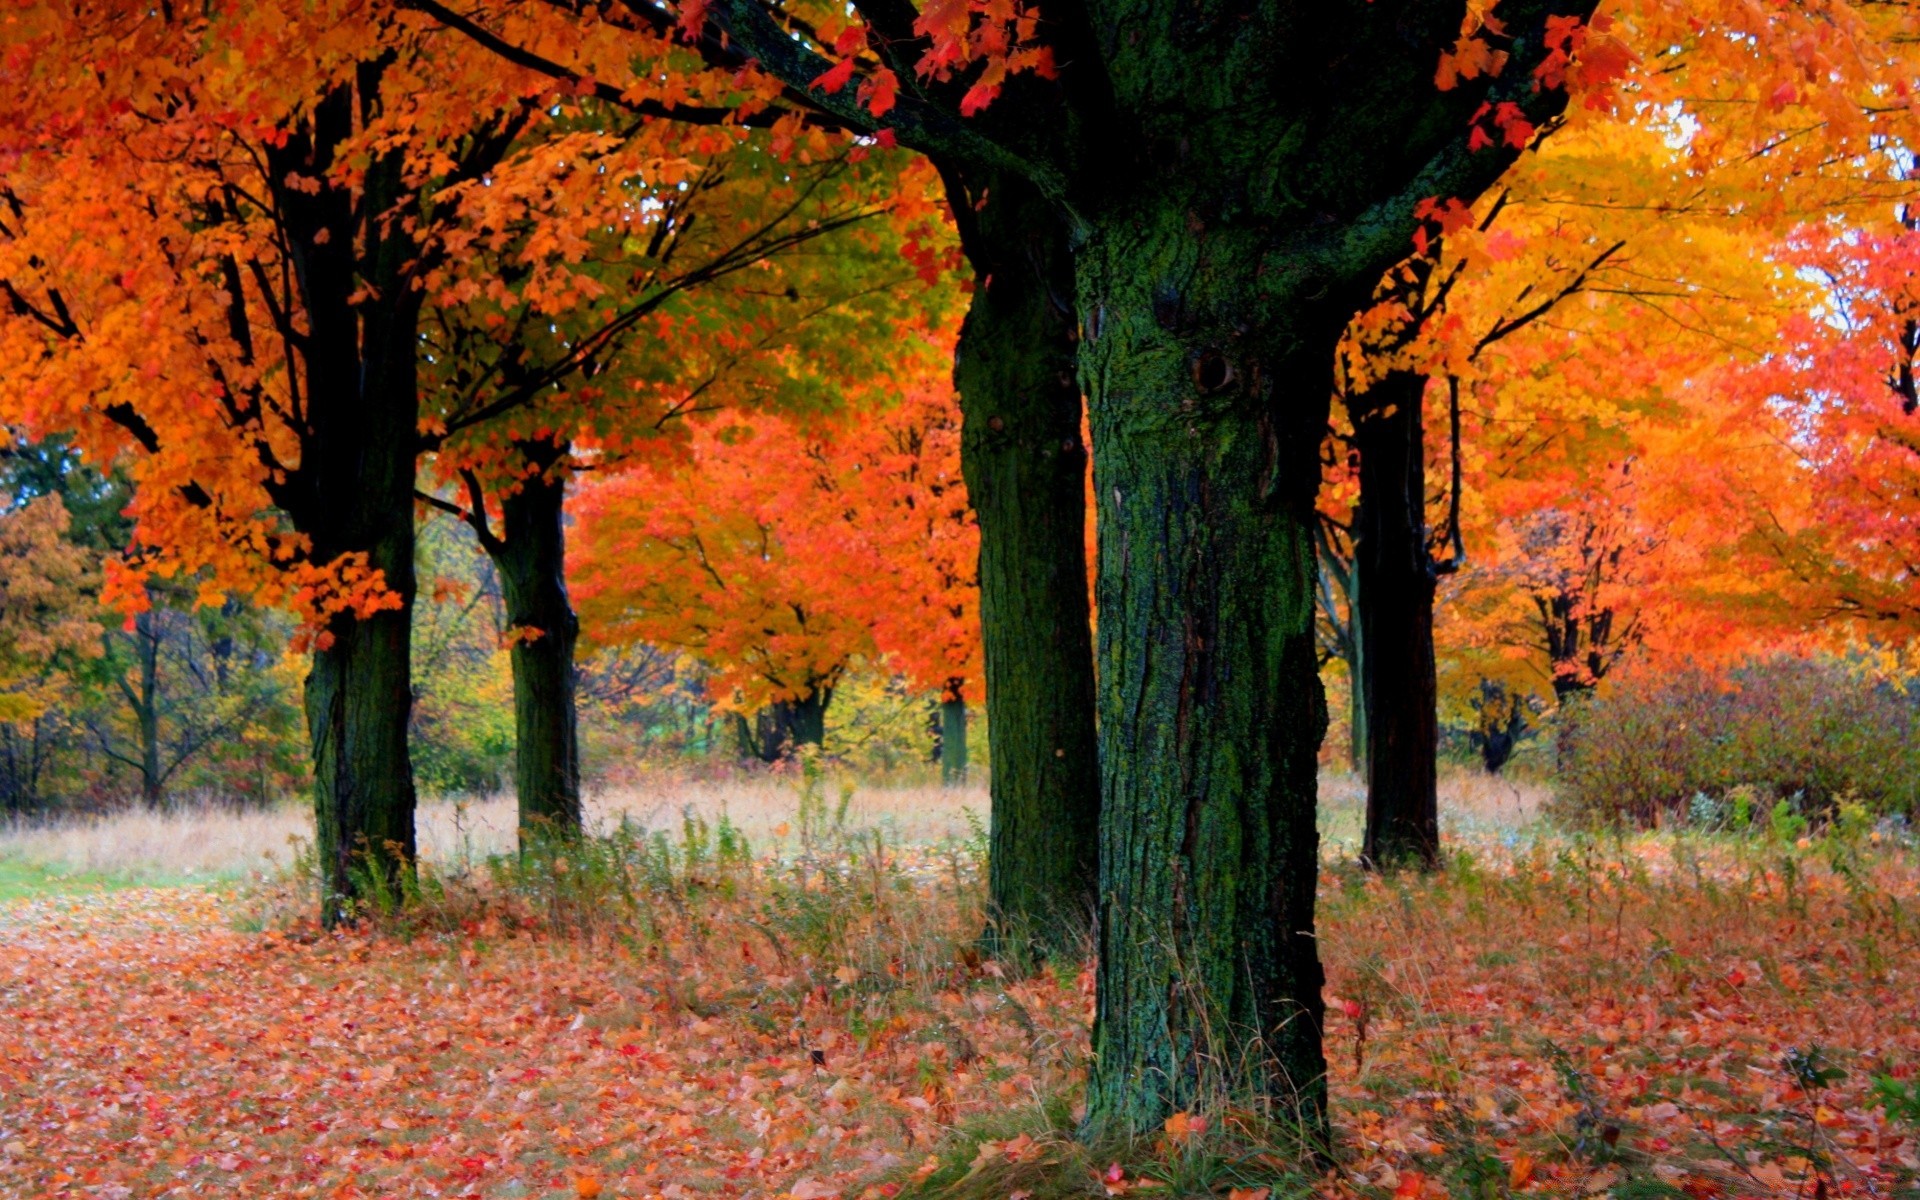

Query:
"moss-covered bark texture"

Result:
[[493, 442, 583, 840], [1077, 212, 1338, 1134], [707, 0, 1598, 1143], [266, 83, 421, 927], [945, 165, 1100, 954]]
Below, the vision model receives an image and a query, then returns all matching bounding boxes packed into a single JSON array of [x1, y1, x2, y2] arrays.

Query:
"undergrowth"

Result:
[[205, 782, 1920, 1199]]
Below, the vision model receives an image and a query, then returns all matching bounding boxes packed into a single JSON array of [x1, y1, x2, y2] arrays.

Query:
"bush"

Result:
[[1554, 655, 1920, 827]]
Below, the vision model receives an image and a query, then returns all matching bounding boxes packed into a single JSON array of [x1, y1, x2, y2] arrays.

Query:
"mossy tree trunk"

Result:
[[942, 164, 1100, 955], [704, 0, 1599, 1143], [488, 439, 583, 841], [267, 81, 421, 927], [1079, 212, 1339, 1139], [745, 687, 833, 762], [939, 679, 968, 787], [1351, 369, 1441, 870]]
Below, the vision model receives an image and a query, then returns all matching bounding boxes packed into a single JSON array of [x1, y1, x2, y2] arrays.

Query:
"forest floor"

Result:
[[0, 777, 1915, 1200]]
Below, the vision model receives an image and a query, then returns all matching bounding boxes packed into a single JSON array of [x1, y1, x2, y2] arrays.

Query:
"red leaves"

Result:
[[809, 57, 857, 95], [906, 0, 1051, 118], [1533, 14, 1585, 91], [1435, 8, 1507, 91], [1410, 195, 1473, 256], [859, 67, 900, 117], [1533, 12, 1633, 105], [1468, 100, 1536, 152]]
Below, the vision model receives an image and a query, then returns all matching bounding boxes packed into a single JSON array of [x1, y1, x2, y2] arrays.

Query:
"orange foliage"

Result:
[[570, 344, 978, 713]]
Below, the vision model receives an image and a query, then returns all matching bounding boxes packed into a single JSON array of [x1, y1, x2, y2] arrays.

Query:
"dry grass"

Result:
[[1315, 765, 1550, 854], [0, 773, 991, 885], [0, 767, 1546, 885]]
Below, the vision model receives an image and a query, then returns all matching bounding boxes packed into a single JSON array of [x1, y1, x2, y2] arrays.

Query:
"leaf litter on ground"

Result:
[[0, 827, 1916, 1199]]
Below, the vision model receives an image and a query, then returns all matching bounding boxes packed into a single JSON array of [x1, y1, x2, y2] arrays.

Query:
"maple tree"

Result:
[[0, 495, 96, 733], [1733, 199, 1920, 638], [1320, 0, 1920, 869], [849, 378, 983, 786], [409, 126, 912, 836], [412, 0, 1102, 957], [0, 437, 307, 811], [0, 0, 804, 919], [570, 341, 975, 763], [531, 0, 1622, 1134]]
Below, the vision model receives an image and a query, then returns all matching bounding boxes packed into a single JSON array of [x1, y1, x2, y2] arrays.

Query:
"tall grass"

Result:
[[0, 768, 1549, 887]]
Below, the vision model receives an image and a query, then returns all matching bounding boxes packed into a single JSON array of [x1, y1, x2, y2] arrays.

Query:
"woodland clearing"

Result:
[[0, 772, 1543, 888], [0, 776, 1912, 1200]]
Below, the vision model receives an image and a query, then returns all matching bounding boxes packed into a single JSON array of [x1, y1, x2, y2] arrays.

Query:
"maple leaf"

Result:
[[860, 67, 900, 117], [810, 57, 857, 95]]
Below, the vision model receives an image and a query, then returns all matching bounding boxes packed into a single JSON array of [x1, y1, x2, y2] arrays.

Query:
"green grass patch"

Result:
[[0, 855, 196, 900]]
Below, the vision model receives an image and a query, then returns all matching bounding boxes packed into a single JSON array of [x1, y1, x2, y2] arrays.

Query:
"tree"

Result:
[[0, 494, 97, 810], [0, 436, 304, 811], [676, 0, 1621, 1134], [1745, 203, 1920, 636], [1324, 0, 1920, 864], [0, 1, 759, 920], [571, 420, 881, 757], [407, 0, 1102, 954], [832, 373, 983, 786], [570, 338, 970, 764], [412, 126, 908, 837]]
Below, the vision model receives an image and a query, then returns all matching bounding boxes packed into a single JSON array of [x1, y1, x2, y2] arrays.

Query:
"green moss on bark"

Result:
[[948, 167, 1101, 957]]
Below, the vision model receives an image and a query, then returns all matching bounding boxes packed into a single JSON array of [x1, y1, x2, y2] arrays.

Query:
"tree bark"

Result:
[[1351, 369, 1441, 870], [1079, 215, 1333, 1140], [943, 165, 1100, 956], [939, 681, 968, 787], [299, 336, 419, 924], [270, 82, 421, 926], [135, 609, 162, 809], [695, 0, 1598, 1143], [1344, 538, 1368, 777], [747, 686, 832, 762], [783, 687, 830, 748], [491, 441, 583, 840]]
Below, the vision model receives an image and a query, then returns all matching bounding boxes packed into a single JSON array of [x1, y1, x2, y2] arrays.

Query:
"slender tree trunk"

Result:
[[1352, 370, 1440, 870], [135, 609, 162, 809], [939, 680, 968, 786], [1079, 215, 1332, 1140], [491, 440, 582, 840], [943, 165, 1100, 955], [1345, 540, 1368, 777]]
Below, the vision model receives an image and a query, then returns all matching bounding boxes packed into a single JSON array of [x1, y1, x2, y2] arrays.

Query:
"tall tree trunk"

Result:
[[135, 609, 162, 809], [1345, 538, 1368, 777], [1352, 370, 1441, 870], [274, 83, 421, 926], [943, 165, 1100, 956], [490, 440, 582, 840], [1079, 216, 1332, 1141], [301, 324, 419, 922], [939, 680, 968, 787]]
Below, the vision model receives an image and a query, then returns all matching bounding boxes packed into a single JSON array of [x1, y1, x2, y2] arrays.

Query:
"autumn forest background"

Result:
[[6, 1, 1920, 1198]]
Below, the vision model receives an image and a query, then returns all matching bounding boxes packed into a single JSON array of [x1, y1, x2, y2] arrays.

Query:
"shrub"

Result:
[[1554, 655, 1920, 827]]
